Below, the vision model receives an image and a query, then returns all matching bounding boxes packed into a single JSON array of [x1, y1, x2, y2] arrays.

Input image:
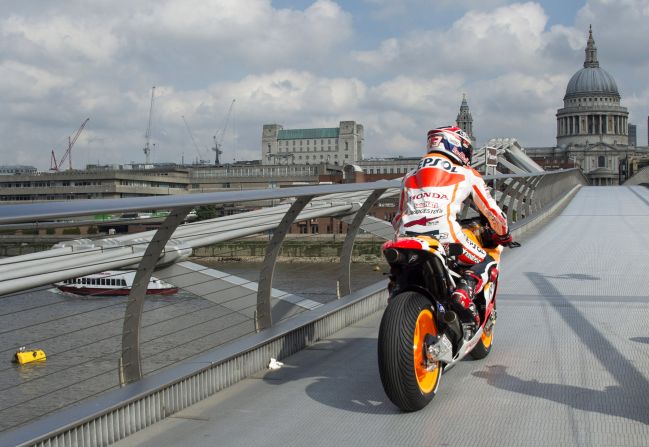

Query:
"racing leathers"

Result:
[[392, 152, 509, 327]]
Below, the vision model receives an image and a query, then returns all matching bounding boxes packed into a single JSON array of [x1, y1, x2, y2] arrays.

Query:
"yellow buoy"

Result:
[[13, 348, 46, 365]]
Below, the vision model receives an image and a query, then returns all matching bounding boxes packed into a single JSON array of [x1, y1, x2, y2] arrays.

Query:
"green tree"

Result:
[[195, 205, 219, 221]]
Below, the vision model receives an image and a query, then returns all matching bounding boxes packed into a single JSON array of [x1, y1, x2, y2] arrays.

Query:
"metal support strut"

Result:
[[120, 206, 192, 384], [337, 189, 386, 298], [256, 196, 313, 331]]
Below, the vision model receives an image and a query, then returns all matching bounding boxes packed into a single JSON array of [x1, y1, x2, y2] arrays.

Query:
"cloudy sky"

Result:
[[1, 0, 648, 170]]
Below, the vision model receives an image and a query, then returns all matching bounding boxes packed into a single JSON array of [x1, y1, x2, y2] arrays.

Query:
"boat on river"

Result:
[[54, 270, 178, 296]]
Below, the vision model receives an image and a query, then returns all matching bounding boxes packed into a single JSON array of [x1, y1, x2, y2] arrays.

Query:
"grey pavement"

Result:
[[116, 186, 649, 447]]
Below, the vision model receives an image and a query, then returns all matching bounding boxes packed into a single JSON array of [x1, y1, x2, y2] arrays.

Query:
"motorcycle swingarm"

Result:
[[442, 327, 485, 370]]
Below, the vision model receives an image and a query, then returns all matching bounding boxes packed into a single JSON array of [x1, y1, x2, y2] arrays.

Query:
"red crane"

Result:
[[50, 118, 90, 171]]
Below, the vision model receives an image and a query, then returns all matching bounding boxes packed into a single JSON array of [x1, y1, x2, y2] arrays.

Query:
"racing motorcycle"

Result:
[[377, 218, 519, 411]]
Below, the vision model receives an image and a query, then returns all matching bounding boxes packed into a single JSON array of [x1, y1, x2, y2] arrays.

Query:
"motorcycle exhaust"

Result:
[[444, 311, 462, 343], [383, 248, 404, 264]]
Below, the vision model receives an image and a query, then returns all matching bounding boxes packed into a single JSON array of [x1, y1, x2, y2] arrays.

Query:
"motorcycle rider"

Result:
[[392, 126, 511, 331]]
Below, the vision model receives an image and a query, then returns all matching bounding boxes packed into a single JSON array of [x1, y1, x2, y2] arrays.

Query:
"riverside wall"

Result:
[[0, 234, 387, 261], [191, 236, 385, 262], [0, 236, 68, 256]]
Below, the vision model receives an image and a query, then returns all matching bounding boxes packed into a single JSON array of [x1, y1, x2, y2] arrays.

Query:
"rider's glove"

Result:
[[490, 231, 513, 246]]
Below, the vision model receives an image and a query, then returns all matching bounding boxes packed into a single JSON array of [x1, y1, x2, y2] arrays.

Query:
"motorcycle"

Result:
[[377, 218, 519, 411]]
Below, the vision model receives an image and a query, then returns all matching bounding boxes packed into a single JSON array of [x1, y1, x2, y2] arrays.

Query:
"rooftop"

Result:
[[278, 128, 339, 140]]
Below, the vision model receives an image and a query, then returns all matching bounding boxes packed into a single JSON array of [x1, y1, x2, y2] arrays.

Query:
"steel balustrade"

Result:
[[0, 169, 588, 445], [256, 196, 314, 331], [337, 189, 387, 298], [120, 207, 193, 384]]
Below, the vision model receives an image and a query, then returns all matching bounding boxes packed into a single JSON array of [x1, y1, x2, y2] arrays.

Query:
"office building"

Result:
[[261, 121, 363, 166]]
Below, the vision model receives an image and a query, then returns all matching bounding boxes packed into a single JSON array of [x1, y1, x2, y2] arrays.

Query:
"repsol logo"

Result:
[[408, 192, 449, 201], [418, 157, 458, 172], [465, 237, 480, 251]]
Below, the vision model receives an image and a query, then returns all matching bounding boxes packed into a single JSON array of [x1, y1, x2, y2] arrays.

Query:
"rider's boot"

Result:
[[451, 272, 481, 332]]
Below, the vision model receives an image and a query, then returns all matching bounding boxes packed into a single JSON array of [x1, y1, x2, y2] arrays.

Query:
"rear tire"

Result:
[[378, 291, 441, 411]]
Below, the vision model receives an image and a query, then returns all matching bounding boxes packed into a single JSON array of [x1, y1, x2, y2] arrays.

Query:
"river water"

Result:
[[0, 261, 387, 433]]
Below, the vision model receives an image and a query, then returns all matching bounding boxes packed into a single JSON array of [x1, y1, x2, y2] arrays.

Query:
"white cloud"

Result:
[[0, 1, 356, 168], [134, 0, 353, 71], [360, 0, 509, 20], [0, 61, 70, 99], [1, 0, 649, 169], [2, 15, 121, 65], [470, 72, 568, 145], [370, 75, 464, 111], [353, 2, 556, 74], [208, 70, 366, 118], [353, 38, 400, 67]]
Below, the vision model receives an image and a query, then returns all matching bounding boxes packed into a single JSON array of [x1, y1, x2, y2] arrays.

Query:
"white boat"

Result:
[[54, 270, 178, 296]]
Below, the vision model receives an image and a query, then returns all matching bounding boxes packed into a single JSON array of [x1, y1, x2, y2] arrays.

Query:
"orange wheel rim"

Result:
[[413, 309, 440, 393], [482, 326, 493, 348]]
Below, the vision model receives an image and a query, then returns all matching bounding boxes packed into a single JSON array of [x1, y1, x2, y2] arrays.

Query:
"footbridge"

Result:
[[3, 170, 649, 446]]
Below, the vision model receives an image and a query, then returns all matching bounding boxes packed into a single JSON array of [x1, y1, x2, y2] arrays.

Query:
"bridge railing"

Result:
[[486, 168, 587, 222], [0, 169, 586, 442]]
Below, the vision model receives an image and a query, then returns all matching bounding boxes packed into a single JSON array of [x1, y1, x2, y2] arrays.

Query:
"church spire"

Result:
[[456, 93, 475, 143], [460, 93, 469, 112], [584, 25, 599, 68]]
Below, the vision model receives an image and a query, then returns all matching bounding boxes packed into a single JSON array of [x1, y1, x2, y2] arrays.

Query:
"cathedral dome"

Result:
[[563, 26, 620, 100], [565, 67, 619, 99], [555, 26, 629, 168]]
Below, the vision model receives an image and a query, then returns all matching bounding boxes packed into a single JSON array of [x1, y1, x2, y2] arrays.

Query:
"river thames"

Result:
[[0, 260, 387, 432]]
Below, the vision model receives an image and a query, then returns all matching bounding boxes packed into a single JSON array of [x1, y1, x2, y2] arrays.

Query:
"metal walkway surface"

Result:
[[115, 186, 649, 447]]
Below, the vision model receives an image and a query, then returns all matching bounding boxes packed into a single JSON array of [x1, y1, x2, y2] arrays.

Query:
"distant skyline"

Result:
[[1, 0, 648, 169]]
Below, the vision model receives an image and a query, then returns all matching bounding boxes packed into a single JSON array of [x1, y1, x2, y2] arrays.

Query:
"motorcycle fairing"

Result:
[[382, 235, 443, 254]]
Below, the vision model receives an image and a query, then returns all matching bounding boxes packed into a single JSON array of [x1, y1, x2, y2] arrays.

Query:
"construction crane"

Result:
[[50, 118, 90, 171], [212, 99, 235, 165], [181, 115, 210, 164], [143, 86, 156, 164]]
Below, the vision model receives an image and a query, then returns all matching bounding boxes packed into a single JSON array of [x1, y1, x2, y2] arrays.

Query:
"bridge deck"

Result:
[[116, 186, 649, 447]]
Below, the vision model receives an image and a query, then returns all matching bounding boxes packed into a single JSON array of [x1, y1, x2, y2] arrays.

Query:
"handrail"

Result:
[[0, 180, 399, 225], [0, 169, 588, 296], [0, 169, 585, 225]]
